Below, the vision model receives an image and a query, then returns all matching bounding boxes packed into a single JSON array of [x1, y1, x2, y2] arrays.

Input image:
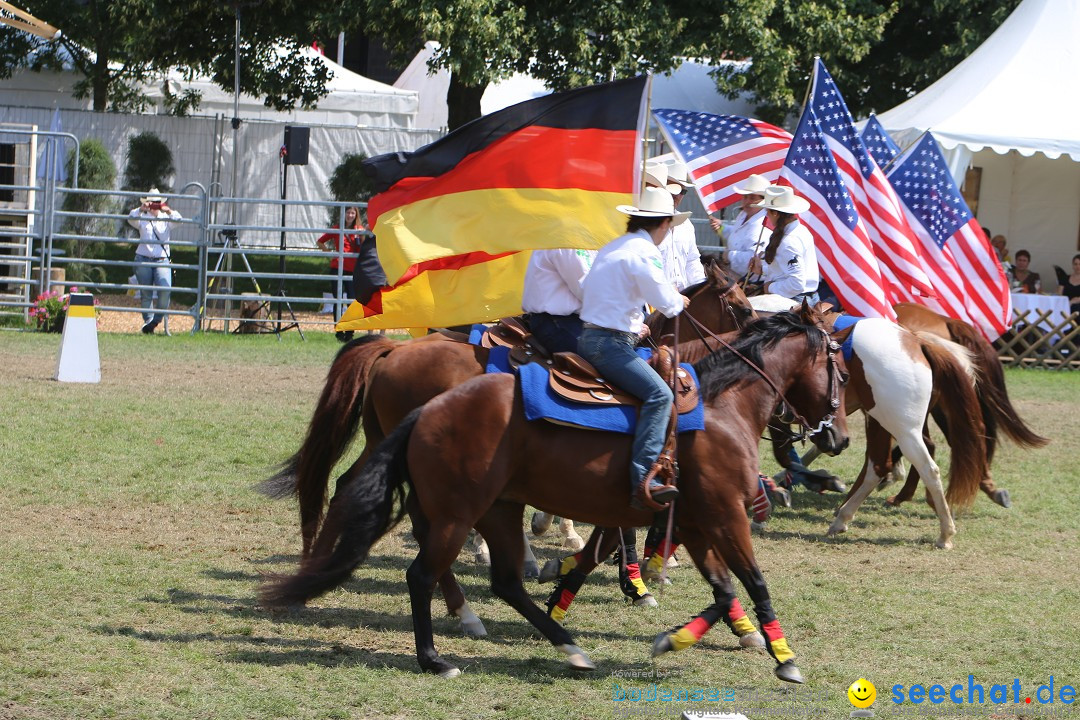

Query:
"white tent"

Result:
[[876, 0, 1080, 281], [395, 41, 758, 133], [1, 46, 419, 129]]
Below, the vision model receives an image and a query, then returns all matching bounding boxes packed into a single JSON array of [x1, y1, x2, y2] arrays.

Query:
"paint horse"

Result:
[[260, 310, 850, 682], [260, 258, 754, 633], [750, 295, 987, 549]]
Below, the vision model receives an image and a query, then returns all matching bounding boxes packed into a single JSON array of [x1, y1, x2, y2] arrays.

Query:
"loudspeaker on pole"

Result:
[[283, 125, 310, 166], [55, 292, 100, 383]]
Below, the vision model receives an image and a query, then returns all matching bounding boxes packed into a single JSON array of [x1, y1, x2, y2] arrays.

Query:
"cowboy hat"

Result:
[[140, 188, 166, 204], [663, 159, 695, 189], [753, 185, 810, 214], [643, 162, 681, 193], [616, 187, 691, 226], [732, 174, 771, 196]]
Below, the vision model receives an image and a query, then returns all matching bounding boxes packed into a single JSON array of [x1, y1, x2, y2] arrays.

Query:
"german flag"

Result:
[[337, 76, 648, 332]]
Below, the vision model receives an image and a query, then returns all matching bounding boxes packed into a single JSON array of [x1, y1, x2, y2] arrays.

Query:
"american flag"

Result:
[[861, 114, 901, 169], [652, 109, 791, 213], [886, 133, 1011, 340], [808, 59, 936, 304], [781, 102, 895, 320]]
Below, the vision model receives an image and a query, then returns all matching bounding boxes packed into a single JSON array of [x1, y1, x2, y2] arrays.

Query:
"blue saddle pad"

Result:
[[831, 314, 864, 362], [517, 358, 705, 434], [468, 323, 487, 345]]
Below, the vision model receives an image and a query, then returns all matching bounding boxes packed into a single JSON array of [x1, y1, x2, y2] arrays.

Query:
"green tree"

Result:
[[122, 131, 175, 192], [61, 139, 116, 286], [326, 152, 374, 225], [4, 0, 342, 113]]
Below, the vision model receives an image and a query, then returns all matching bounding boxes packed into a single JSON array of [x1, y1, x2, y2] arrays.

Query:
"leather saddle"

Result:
[[547, 346, 699, 413], [476, 316, 553, 368]]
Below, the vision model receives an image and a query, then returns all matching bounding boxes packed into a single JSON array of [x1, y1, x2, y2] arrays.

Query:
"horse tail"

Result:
[[259, 334, 396, 502], [915, 333, 986, 510], [259, 407, 421, 609], [943, 316, 1049, 452]]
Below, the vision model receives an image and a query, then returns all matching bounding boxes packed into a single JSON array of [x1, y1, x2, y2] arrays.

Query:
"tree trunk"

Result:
[[446, 73, 486, 132]]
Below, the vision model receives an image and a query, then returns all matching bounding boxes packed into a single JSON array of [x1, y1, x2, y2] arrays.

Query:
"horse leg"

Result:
[[829, 416, 893, 537], [893, 425, 956, 550], [885, 419, 933, 507], [472, 531, 490, 566], [650, 529, 764, 654], [407, 491, 487, 638], [531, 510, 554, 536], [475, 501, 594, 671], [559, 517, 585, 551], [521, 529, 540, 579], [405, 517, 476, 677], [614, 528, 657, 607], [542, 526, 625, 623], [698, 508, 803, 683], [642, 514, 680, 583]]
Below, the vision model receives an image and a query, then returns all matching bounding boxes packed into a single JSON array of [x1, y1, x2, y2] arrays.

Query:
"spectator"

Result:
[[991, 235, 1012, 268], [1008, 249, 1041, 293], [1058, 253, 1080, 315], [128, 189, 181, 335], [316, 206, 363, 319]]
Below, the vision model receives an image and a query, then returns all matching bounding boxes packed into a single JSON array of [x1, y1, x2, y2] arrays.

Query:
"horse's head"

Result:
[[781, 303, 850, 456], [645, 257, 756, 345]]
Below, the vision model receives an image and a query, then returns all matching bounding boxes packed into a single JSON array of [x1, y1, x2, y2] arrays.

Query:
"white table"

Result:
[[1010, 292, 1073, 341]]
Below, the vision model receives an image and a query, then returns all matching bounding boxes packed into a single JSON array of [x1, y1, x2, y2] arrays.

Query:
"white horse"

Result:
[[749, 295, 986, 549]]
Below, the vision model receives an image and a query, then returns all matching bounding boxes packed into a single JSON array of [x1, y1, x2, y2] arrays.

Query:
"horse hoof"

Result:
[[641, 569, 672, 586], [563, 535, 585, 552], [934, 538, 954, 550], [531, 511, 553, 536], [825, 477, 847, 493], [558, 643, 596, 671], [775, 661, 804, 684], [666, 554, 679, 569], [826, 522, 846, 537], [474, 549, 490, 566], [634, 594, 658, 608], [461, 619, 487, 638], [770, 486, 793, 508], [439, 667, 462, 679], [993, 489, 1012, 509], [751, 521, 767, 534], [523, 561, 540, 580], [885, 495, 901, 507], [739, 631, 766, 648], [651, 632, 673, 658], [538, 559, 561, 583]]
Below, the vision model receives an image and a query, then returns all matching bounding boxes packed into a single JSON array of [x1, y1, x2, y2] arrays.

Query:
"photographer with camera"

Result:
[[128, 188, 182, 334]]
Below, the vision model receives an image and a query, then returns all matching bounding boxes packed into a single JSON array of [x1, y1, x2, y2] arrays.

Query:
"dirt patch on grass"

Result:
[[96, 293, 341, 335]]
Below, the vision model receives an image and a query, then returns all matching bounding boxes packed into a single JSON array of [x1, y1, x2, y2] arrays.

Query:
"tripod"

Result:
[[200, 229, 289, 337], [274, 156, 305, 339]]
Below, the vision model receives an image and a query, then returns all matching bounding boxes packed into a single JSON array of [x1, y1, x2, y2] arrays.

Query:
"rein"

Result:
[[682, 313, 843, 439]]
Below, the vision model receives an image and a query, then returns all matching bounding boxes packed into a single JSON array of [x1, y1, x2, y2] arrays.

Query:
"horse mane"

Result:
[[692, 312, 823, 402]]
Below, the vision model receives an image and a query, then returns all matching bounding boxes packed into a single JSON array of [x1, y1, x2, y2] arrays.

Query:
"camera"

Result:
[[147, 201, 163, 210]]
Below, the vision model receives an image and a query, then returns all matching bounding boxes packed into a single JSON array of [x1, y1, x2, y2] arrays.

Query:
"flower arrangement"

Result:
[[28, 286, 98, 333]]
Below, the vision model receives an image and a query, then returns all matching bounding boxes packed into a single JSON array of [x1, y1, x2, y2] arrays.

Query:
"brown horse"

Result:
[[261, 309, 850, 682], [262, 258, 751, 554], [260, 259, 754, 629]]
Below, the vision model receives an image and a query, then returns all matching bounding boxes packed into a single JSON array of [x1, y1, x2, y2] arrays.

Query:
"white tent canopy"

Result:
[[876, 0, 1080, 161], [876, 0, 1080, 280]]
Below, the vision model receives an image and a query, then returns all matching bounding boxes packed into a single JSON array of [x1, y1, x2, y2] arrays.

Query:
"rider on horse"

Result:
[[522, 249, 594, 354], [578, 186, 691, 511]]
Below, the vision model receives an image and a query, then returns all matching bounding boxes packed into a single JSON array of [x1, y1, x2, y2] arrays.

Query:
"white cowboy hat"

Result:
[[663, 159, 695, 189], [732, 174, 771, 196], [617, 187, 691, 225], [643, 161, 681, 193], [753, 185, 811, 214], [140, 188, 166, 203]]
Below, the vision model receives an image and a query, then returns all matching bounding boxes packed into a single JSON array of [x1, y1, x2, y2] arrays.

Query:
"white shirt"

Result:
[[581, 230, 685, 333], [658, 220, 707, 291], [725, 209, 768, 277], [521, 248, 595, 316], [761, 219, 819, 299], [128, 208, 182, 260]]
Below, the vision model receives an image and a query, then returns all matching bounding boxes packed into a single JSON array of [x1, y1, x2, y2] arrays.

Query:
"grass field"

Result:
[[1, 330, 1078, 720]]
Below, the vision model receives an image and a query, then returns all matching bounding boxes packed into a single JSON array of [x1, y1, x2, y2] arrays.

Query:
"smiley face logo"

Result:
[[848, 678, 877, 709]]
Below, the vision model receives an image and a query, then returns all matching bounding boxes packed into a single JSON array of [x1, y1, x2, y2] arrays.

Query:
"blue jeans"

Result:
[[578, 327, 673, 490], [134, 254, 171, 325], [529, 312, 583, 354]]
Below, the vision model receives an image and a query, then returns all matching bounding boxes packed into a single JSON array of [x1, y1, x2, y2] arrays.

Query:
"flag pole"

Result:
[[881, 129, 931, 175], [641, 74, 654, 199]]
